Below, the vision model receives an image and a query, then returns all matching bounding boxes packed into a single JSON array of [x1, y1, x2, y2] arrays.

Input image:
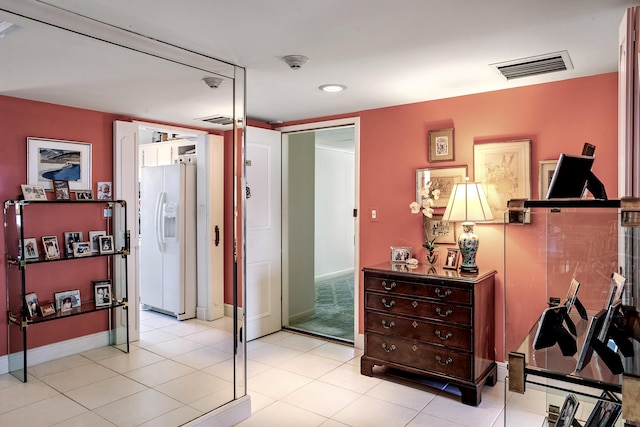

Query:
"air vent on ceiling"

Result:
[[199, 115, 234, 125], [490, 51, 574, 80]]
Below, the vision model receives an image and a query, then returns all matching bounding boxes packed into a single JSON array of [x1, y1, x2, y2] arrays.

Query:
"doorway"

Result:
[[282, 125, 357, 343]]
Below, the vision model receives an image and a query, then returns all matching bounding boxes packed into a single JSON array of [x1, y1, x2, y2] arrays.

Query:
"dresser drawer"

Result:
[[365, 276, 471, 305], [366, 311, 471, 351], [366, 292, 471, 326], [366, 333, 472, 381]]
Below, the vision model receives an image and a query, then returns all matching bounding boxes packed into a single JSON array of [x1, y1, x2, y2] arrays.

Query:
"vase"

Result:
[[426, 251, 439, 266]]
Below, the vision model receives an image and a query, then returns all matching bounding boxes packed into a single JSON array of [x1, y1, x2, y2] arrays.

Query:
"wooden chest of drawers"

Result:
[[361, 263, 497, 406]]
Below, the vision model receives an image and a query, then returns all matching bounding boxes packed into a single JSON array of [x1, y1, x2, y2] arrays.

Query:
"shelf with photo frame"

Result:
[[3, 198, 130, 382], [503, 198, 640, 426]]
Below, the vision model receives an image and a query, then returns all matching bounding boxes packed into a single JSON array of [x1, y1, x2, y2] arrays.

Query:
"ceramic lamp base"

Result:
[[458, 221, 479, 273]]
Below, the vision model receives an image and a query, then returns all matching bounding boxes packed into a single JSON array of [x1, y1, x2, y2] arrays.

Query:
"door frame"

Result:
[[277, 117, 362, 348]]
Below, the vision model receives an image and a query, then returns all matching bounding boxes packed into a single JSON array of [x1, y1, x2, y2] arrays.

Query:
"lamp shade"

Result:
[[442, 181, 494, 223]]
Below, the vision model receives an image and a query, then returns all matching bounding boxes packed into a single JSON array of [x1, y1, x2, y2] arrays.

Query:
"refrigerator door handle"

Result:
[[155, 191, 166, 252]]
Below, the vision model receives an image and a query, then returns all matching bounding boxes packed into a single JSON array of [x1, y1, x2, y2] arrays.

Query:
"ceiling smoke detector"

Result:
[[202, 76, 225, 89], [282, 55, 309, 70]]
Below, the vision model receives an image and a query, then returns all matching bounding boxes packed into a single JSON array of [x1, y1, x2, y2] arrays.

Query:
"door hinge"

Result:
[[353, 209, 357, 218]]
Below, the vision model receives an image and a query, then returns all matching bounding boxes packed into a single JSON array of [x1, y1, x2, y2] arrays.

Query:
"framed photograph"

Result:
[[391, 263, 410, 272], [89, 230, 106, 254], [41, 235, 60, 260], [40, 302, 55, 317], [598, 300, 622, 343], [99, 235, 115, 254], [27, 137, 92, 190], [53, 179, 70, 200], [21, 238, 39, 260], [97, 181, 112, 200], [21, 184, 47, 201], [63, 231, 83, 257], [74, 189, 94, 200], [72, 241, 92, 257], [416, 166, 467, 208], [25, 292, 42, 317], [474, 140, 531, 223], [54, 290, 81, 312], [93, 280, 112, 307], [423, 214, 456, 245], [390, 246, 412, 263], [556, 393, 579, 427], [584, 392, 621, 427], [538, 160, 558, 199], [428, 128, 454, 162], [576, 313, 604, 372], [443, 248, 459, 269]]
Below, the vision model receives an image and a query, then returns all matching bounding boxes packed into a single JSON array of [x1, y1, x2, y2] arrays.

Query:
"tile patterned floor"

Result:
[[0, 310, 549, 426]]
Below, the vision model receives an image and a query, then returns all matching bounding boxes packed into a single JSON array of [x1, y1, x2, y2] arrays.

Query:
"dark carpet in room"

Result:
[[289, 273, 354, 342]]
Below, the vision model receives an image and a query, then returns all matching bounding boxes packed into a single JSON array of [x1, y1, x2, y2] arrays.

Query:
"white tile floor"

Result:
[[0, 310, 548, 426]]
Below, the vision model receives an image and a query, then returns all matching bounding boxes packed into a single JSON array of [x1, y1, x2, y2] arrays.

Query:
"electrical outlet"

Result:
[[370, 208, 378, 221]]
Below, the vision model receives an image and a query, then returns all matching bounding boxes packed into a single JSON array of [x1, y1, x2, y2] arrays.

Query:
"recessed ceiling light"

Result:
[[319, 84, 347, 93], [0, 21, 22, 39]]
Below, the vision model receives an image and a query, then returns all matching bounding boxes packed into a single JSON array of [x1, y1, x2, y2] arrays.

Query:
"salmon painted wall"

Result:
[[357, 73, 618, 361]]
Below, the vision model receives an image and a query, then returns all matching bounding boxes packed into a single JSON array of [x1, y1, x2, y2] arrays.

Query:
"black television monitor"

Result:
[[546, 153, 602, 199]]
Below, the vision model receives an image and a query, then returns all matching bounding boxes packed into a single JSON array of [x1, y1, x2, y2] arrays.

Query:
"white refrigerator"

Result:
[[140, 163, 196, 320]]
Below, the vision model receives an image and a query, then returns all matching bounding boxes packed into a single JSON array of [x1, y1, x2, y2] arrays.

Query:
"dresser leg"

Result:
[[360, 356, 374, 376], [460, 386, 481, 406]]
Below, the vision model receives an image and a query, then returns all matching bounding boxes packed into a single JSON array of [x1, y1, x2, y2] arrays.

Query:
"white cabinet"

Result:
[[140, 139, 196, 167]]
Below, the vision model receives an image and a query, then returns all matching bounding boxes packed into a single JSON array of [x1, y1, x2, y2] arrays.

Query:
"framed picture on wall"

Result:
[[27, 137, 92, 190], [423, 214, 456, 244], [416, 165, 467, 208], [538, 160, 558, 199], [428, 128, 455, 162], [473, 140, 531, 223]]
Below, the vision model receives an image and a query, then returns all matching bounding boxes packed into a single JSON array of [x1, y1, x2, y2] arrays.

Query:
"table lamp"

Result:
[[441, 178, 493, 273]]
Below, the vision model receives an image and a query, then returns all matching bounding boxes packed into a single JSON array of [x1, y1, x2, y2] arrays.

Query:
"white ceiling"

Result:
[[0, 0, 636, 129]]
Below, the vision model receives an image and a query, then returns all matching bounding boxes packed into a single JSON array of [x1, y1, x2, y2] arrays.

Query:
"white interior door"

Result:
[[245, 126, 282, 340]]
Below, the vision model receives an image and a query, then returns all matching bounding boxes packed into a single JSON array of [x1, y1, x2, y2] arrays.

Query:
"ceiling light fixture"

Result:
[[202, 76, 225, 89], [0, 21, 22, 39], [319, 84, 347, 93]]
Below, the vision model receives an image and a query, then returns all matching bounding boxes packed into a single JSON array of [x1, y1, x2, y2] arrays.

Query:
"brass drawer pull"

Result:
[[381, 298, 396, 308], [435, 288, 452, 298], [382, 343, 396, 352], [381, 280, 396, 291], [435, 307, 453, 317], [381, 320, 395, 329], [435, 330, 453, 340], [436, 355, 453, 366]]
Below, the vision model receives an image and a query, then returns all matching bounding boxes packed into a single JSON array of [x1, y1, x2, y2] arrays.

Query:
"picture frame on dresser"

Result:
[[443, 248, 459, 269], [390, 246, 412, 263]]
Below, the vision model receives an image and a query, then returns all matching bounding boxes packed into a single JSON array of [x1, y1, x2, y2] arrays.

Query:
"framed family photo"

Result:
[[89, 230, 106, 254], [474, 140, 531, 223], [423, 214, 456, 244], [74, 189, 94, 200], [27, 137, 92, 190], [72, 241, 92, 257], [99, 235, 115, 254], [428, 128, 454, 163], [42, 235, 60, 260], [390, 246, 412, 263], [25, 292, 42, 317], [54, 289, 81, 312], [64, 231, 83, 257], [443, 248, 459, 270], [93, 280, 112, 307], [22, 237, 39, 260], [416, 165, 467, 208], [53, 179, 70, 200]]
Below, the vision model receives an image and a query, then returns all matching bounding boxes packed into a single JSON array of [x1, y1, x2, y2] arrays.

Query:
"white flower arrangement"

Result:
[[409, 181, 440, 218]]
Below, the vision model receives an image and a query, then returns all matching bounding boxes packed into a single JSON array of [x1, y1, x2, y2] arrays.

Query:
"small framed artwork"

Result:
[[428, 128, 455, 163], [21, 184, 47, 201], [63, 231, 83, 257], [423, 214, 456, 245], [54, 290, 81, 312], [53, 180, 70, 200], [93, 280, 112, 307], [99, 235, 115, 254], [74, 189, 94, 200], [97, 181, 112, 200], [41, 235, 60, 260], [443, 248, 459, 270], [584, 392, 621, 427], [556, 393, 579, 427], [390, 246, 412, 263], [474, 140, 531, 223], [22, 238, 39, 260], [40, 302, 55, 317], [416, 166, 467, 207], [538, 160, 558, 199], [72, 241, 92, 257], [25, 292, 42, 317], [89, 230, 106, 254], [27, 137, 92, 190]]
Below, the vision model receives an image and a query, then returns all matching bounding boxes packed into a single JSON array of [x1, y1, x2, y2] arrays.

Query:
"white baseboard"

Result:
[[0, 331, 110, 375], [314, 268, 354, 282], [224, 304, 244, 319], [289, 307, 316, 323], [184, 395, 251, 427]]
